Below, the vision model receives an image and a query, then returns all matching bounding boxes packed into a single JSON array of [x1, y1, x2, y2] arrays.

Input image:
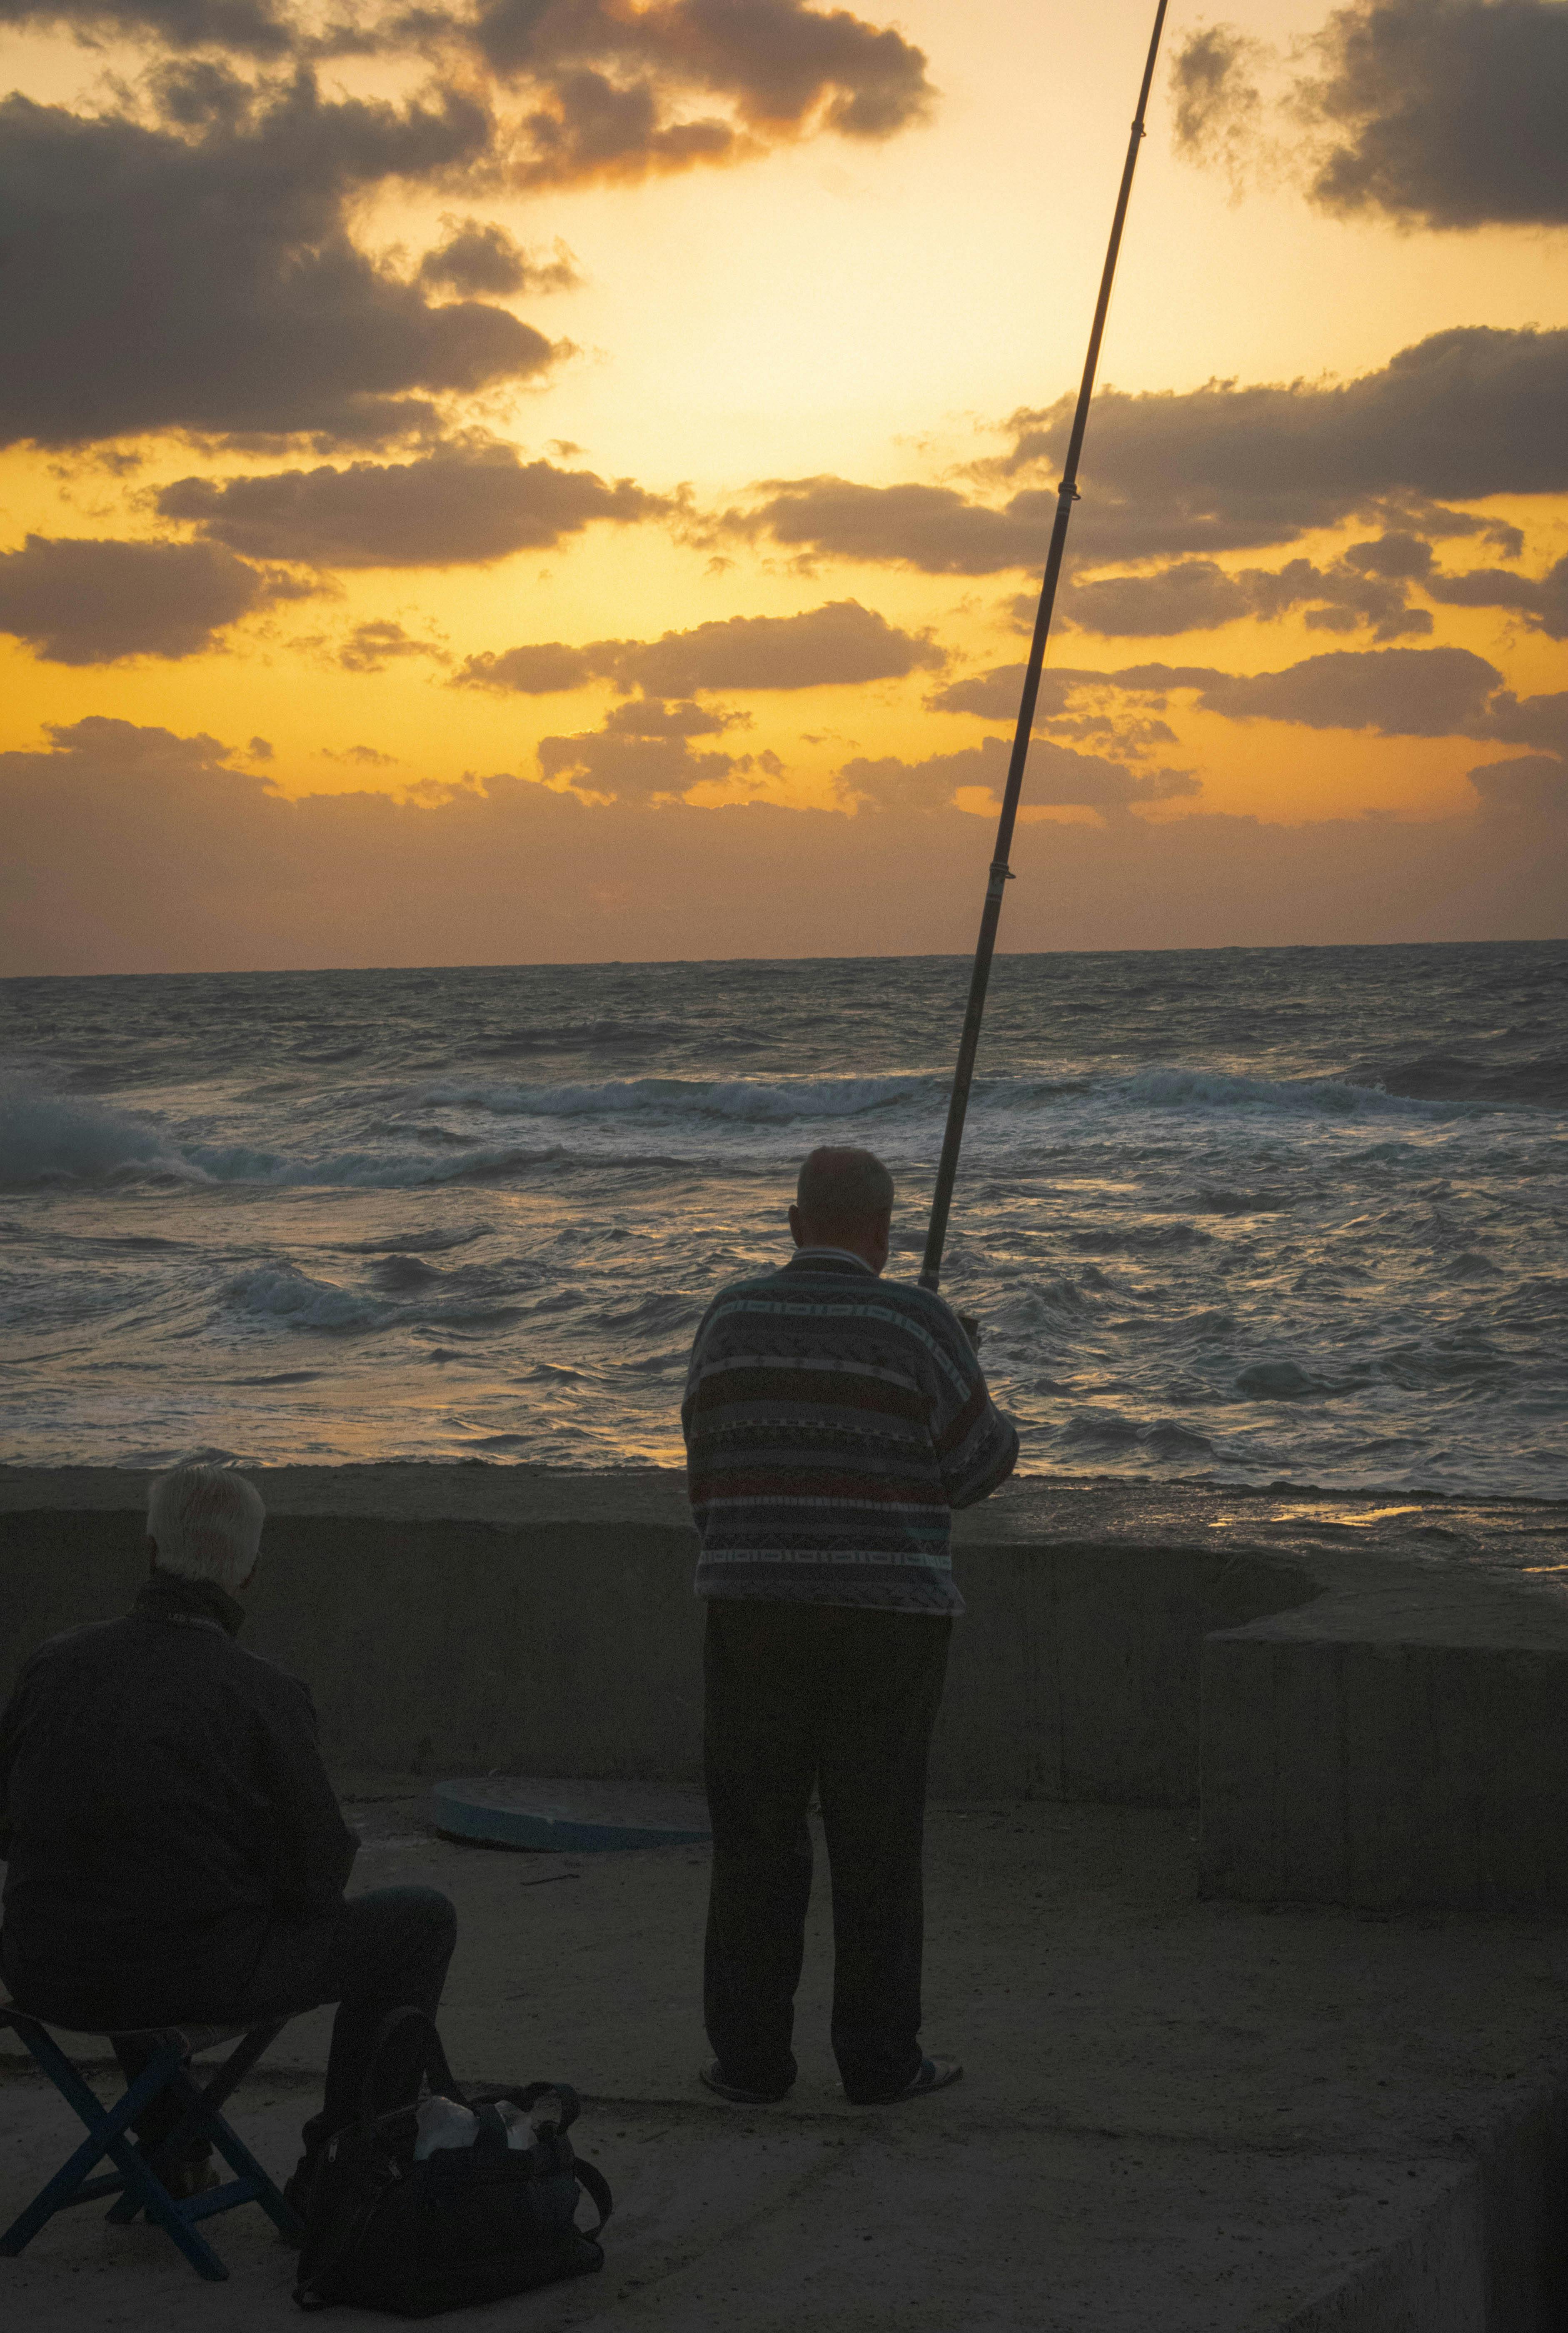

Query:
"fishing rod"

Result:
[[919, 0, 1170, 1294]]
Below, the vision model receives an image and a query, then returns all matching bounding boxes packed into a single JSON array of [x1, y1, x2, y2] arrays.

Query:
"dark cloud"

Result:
[[1101, 646, 1499, 737], [0, 80, 559, 450], [477, 0, 934, 183], [925, 663, 1181, 754], [730, 331, 1568, 577], [324, 742, 400, 765], [1301, 0, 1568, 229], [457, 640, 595, 692], [993, 328, 1568, 565], [456, 599, 942, 694], [723, 477, 1052, 574], [1468, 757, 1568, 817], [1064, 555, 1429, 642], [416, 220, 581, 297], [1172, 0, 1568, 230], [1169, 24, 1270, 191], [0, 532, 302, 662], [3, 717, 1560, 976], [0, 0, 295, 55], [336, 619, 450, 672], [842, 736, 1200, 813], [1474, 689, 1568, 757], [934, 649, 1568, 782], [1424, 555, 1568, 639], [617, 599, 944, 693], [160, 442, 667, 567], [534, 723, 742, 801], [1037, 537, 1566, 644]]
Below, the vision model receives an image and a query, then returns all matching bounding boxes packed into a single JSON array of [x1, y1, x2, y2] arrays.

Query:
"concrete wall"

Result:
[[8, 1499, 1568, 1914], [0, 1506, 1309, 1803], [1201, 1596, 1568, 1915]]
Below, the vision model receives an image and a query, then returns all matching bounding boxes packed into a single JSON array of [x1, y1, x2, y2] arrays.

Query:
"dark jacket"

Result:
[[0, 1572, 357, 2019]]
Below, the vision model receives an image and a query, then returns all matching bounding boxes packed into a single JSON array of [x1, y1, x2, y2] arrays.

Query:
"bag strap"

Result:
[[574, 2158, 613, 2241], [357, 2005, 455, 2129]]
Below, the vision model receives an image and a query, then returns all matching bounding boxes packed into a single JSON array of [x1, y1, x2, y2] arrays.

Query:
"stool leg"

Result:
[[124, 2018, 284, 2187], [0, 2028, 229, 2281], [157, 2038, 306, 2243], [0, 2043, 173, 2252]]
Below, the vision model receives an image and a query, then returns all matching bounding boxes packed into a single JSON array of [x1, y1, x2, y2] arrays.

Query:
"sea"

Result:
[[0, 943, 1564, 1494]]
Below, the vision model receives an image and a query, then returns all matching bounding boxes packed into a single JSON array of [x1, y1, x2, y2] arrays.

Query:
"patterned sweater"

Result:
[[682, 1249, 1019, 1615]]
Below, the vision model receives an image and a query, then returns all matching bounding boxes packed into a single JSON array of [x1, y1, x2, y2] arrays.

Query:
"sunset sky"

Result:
[[2, 0, 1566, 970]]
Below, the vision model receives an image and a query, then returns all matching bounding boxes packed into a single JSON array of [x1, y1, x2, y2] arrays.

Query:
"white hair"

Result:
[[147, 1464, 265, 1593]]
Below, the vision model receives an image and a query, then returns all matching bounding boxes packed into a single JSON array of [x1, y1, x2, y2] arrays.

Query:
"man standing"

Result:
[[683, 1145, 1017, 2106]]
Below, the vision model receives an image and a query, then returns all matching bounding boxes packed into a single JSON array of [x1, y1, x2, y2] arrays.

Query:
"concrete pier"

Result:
[[3, 1465, 1568, 2328]]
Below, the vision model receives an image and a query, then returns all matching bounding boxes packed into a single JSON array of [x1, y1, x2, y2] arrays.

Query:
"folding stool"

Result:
[[0, 2001, 304, 2280]]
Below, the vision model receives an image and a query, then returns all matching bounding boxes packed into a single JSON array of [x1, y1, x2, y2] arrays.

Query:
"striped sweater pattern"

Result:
[[682, 1250, 1019, 1614]]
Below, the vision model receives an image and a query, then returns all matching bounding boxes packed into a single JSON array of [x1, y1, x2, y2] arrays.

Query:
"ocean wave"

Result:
[[419, 1073, 944, 1124], [0, 1040, 1531, 1199], [1115, 1067, 1464, 1119], [0, 1090, 205, 1186], [222, 1264, 390, 1333]]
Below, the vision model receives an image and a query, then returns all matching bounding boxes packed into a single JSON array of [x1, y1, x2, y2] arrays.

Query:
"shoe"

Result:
[[846, 2056, 963, 2106], [699, 2059, 793, 2105]]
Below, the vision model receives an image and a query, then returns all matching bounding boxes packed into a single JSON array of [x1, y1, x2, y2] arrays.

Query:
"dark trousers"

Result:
[[102, 1888, 457, 2167], [702, 1599, 951, 2103]]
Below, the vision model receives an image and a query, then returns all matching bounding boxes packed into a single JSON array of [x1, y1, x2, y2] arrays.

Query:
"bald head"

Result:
[[790, 1146, 894, 1273]]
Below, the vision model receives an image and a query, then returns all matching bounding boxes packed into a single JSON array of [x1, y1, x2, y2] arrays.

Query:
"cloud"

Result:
[[476, 0, 935, 183], [1176, 645, 1498, 734], [1467, 757, 1568, 817], [336, 618, 450, 672], [1172, 0, 1568, 230], [0, 80, 560, 451], [456, 640, 595, 692], [457, 598, 943, 697], [534, 709, 744, 800], [727, 331, 1568, 577], [992, 328, 1568, 564], [1424, 555, 1568, 639], [931, 649, 1568, 791], [1307, 0, 1568, 230], [1064, 553, 1430, 642], [160, 442, 668, 567], [925, 663, 1181, 755], [3, 717, 1561, 975], [0, 532, 304, 662], [416, 219, 582, 297], [842, 735, 1200, 813], [616, 599, 945, 693], [0, 0, 295, 55], [722, 477, 1052, 574], [324, 742, 400, 765]]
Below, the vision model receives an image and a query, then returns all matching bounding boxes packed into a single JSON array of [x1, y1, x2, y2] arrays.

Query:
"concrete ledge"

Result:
[[4, 1468, 1568, 1905], [0, 1505, 1311, 1801], [1201, 1571, 1568, 1914]]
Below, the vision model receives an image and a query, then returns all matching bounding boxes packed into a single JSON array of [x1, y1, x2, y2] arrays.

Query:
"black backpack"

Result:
[[292, 2008, 612, 2316]]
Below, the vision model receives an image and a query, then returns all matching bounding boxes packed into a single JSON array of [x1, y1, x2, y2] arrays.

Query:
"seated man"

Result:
[[0, 1463, 455, 2206]]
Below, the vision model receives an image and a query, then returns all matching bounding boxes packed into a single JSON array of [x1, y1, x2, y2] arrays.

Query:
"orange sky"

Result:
[[2, 0, 1565, 968]]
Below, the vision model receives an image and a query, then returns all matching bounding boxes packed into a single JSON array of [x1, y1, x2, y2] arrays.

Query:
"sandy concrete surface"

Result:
[[6, 1786, 1568, 2330]]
